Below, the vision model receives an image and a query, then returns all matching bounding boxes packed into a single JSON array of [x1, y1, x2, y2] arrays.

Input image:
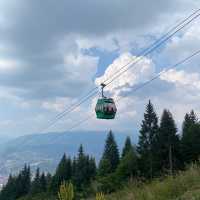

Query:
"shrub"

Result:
[[96, 192, 106, 200], [58, 182, 74, 200]]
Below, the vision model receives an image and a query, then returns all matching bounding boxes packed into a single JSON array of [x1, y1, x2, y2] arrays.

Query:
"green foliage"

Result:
[[137, 100, 159, 178], [18, 193, 55, 200], [0, 164, 31, 200], [104, 164, 200, 200], [116, 148, 138, 181], [98, 158, 112, 177], [182, 110, 198, 136], [99, 131, 119, 176], [31, 168, 42, 194], [97, 173, 121, 194], [58, 182, 74, 200], [121, 136, 132, 158], [155, 109, 181, 174], [73, 145, 97, 191], [40, 172, 47, 192], [50, 154, 72, 193], [181, 110, 200, 164]]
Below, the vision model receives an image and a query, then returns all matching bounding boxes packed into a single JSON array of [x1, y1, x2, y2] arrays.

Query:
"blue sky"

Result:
[[0, 0, 200, 137]]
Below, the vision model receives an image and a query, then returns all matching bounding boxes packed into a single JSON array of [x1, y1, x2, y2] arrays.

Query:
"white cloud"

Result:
[[0, 0, 200, 136], [0, 59, 19, 71], [42, 97, 76, 112], [76, 36, 118, 52], [95, 53, 155, 96], [64, 52, 98, 82], [162, 20, 200, 68], [160, 69, 200, 90]]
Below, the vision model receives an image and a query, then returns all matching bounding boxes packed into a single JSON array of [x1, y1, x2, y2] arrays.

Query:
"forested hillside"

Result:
[[1, 101, 200, 200], [0, 131, 135, 176]]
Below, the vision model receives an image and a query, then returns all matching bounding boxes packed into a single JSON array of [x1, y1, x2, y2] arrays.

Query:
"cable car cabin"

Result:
[[95, 98, 117, 119]]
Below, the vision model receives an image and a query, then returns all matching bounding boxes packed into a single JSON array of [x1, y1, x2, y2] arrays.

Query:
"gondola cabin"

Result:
[[95, 83, 117, 119], [95, 98, 117, 119]]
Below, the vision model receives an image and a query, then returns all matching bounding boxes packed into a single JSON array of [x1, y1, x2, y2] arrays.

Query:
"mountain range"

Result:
[[0, 130, 138, 177]]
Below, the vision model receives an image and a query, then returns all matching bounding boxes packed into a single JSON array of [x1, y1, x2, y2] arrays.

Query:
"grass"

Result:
[[19, 164, 200, 200], [18, 193, 56, 200], [95, 164, 200, 200]]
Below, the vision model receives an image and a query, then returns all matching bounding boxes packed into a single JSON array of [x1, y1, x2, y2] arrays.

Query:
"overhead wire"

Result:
[[66, 49, 200, 131], [41, 8, 200, 132], [41, 90, 98, 132], [104, 12, 200, 87]]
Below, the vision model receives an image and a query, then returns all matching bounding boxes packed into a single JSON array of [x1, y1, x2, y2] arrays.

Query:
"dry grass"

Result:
[[93, 164, 200, 200]]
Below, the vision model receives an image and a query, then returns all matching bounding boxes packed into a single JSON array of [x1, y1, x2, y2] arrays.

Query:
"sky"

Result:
[[0, 0, 200, 137]]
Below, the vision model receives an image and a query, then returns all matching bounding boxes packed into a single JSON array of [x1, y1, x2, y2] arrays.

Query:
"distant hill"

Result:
[[0, 130, 137, 176]]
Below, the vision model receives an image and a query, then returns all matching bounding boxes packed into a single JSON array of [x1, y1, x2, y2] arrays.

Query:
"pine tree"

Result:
[[12, 165, 31, 198], [72, 145, 96, 190], [116, 147, 138, 181], [99, 130, 119, 175], [31, 167, 42, 194], [122, 136, 132, 158], [0, 165, 31, 200], [88, 157, 97, 179], [71, 157, 77, 180], [98, 158, 112, 177], [186, 123, 200, 162], [155, 109, 181, 175], [50, 154, 72, 192], [73, 145, 88, 189], [14, 164, 31, 197], [182, 110, 197, 136], [0, 174, 17, 200], [46, 172, 52, 192], [181, 110, 199, 164], [137, 100, 159, 178], [40, 172, 47, 192], [21, 164, 31, 195]]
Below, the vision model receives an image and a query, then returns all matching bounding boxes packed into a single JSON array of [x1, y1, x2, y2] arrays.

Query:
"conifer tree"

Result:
[[137, 100, 159, 178], [122, 136, 132, 158], [156, 109, 181, 175], [31, 167, 42, 194], [0, 175, 17, 200], [98, 158, 112, 177], [186, 123, 200, 162], [17, 164, 31, 196], [181, 110, 199, 164], [116, 147, 138, 181], [88, 157, 97, 179], [182, 110, 197, 136], [40, 172, 47, 192], [73, 145, 96, 190], [46, 172, 52, 192], [73, 145, 89, 189], [50, 154, 72, 192], [99, 130, 119, 175], [0, 165, 31, 200], [71, 157, 77, 180]]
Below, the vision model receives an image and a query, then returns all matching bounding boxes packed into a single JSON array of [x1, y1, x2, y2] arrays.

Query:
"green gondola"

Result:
[[95, 83, 117, 119]]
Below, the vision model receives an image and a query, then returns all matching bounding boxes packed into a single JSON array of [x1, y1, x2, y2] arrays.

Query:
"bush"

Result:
[[58, 182, 74, 200], [103, 164, 200, 200], [96, 192, 106, 200], [97, 174, 121, 194]]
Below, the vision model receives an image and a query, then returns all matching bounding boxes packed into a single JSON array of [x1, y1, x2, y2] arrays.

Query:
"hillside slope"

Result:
[[18, 165, 200, 200], [0, 131, 136, 176], [103, 165, 200, 200]]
